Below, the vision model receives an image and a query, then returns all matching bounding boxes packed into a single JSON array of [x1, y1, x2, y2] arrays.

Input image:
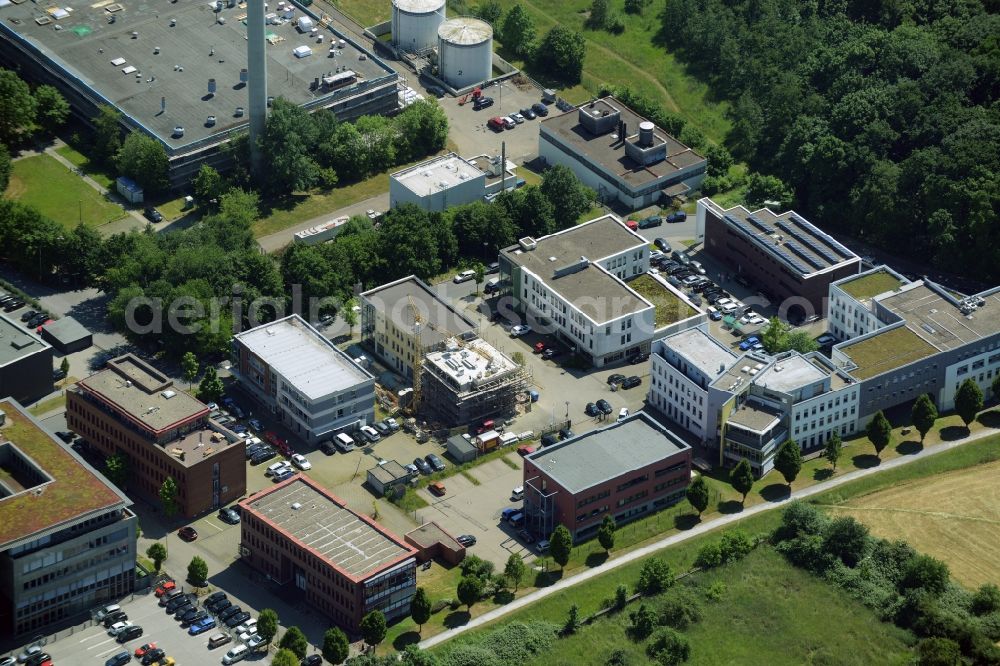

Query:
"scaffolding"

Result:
[[420, 350, 532, 427]]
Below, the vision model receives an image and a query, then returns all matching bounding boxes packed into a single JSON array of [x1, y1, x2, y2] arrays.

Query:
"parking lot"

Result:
[[40, 592, 270, 666], [436, 78, 550, 165]]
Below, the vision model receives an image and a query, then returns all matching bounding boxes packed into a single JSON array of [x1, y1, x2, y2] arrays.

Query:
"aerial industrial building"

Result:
[[538, 97, 707, 209], [0, 0, 399, 187], [0, 398, 137, 638], [231, 314, 376, 444], [0, 314, 53, 404], [66, 354, 246, 516], [389, 152, 518, 212], [239, 475, 418, 631], [421, 337, 529, 426]]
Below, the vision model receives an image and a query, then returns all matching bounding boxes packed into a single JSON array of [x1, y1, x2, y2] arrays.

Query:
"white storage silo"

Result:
[[437, 17, 492, 90], [392, 0, 446, 54]]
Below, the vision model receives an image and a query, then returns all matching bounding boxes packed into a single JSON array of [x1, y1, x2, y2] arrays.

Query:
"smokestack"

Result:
[[247, 0, 268, 179]]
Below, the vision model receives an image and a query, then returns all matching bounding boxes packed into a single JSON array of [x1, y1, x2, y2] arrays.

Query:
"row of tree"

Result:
[[662, 0, 1000, 283], [0, 68, 70, 146]]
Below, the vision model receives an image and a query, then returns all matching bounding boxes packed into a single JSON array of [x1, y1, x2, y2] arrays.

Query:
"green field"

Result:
[[5, 154, 126, 228], [55, 144, 115, 190], [519, 548, 913, 666]]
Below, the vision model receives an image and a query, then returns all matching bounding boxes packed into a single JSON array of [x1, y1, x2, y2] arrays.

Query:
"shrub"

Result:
[[776, 534, 833, 573], [474, 622, 557, 665], [655, 588, 703, 629], [978, 612, 1000, 642], [972, 583, 1000, 616], [900, 554, 950, 596], [916, 638, 962, 666], [628, 603, 656, 639], [615, 584, 629, 610], [719, 530, 754, 563], [822, 516, 870, 567], [647, 627, 691, 665], [774, 502, 828, 541], [636, 558, 674, 595], [605, 648, 631, 666], [693, 542, 722, 569], [461, 555, 495, 580], [704, 581, 727, 602]]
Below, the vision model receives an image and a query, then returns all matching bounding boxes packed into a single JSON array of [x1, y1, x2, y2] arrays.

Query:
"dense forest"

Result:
[[663, 0, 1000, 282]]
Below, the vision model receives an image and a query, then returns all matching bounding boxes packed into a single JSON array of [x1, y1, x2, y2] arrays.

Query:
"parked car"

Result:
[[584, 402, 600, 417], [473, 95, 493, 110], [654, 238, 670, 252], [535, 539, 551, 553], [520, 106, 536, 119], [373, 421, 391, 437], [541, 347, 562, 360], [621, 376, 642, 389], [638, 215, 662, 229], [425, 453, 445, 472], [218, 507, 240, 524], [739, 336, 761, 351], [103, 610, 128, 627], [106, 651, 132, 666], [207, 598, 232, 614], [665, 210, 687, 223], [413, 457, 432, 474], [19, 309, 38, 322], [501, 507, 519, 522], [453, 269, 476, 283], [245, 635, 266, 650], [428, 481, 446, 497], [140, 649, 164, 665], [457, 534, 477, 547], [559, 427, 574, 440], [360, 425, 380, 443], [266, 461, 292, 477], [188, 618, 217, 635], [177, 526, 198, 541], [290, 453, 311, 470], [487, 116, 505, 131], [249, 448, 275, 465], [154, 580, 176, 597], [107, 621, 134, 636], [143, 207, 163, 223], [272, 467, 295, 482], [510, 324, 531, 336], [607, 373, 626, 386], [516, 444, 535, 457], [531, 102, 548, 116], [319, 440, 337, 455], [501, 116, 516, 129], [225, 611, 251, 628], [596, 399, 613, 415], [219, 606, 243, 621], [181, 610, 208, 627]]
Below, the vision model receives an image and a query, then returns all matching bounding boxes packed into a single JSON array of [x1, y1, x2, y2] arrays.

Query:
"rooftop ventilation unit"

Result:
[[518, 237, 536, 251], [291, 502, 302, 510], [161, 390, 177, 399]]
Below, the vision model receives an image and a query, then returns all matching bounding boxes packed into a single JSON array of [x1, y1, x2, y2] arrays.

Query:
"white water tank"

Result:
[[437, 17, 492, 89], [392, 0, 445, 54]]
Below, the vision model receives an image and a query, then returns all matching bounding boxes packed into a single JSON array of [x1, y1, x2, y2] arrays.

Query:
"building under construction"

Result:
[[421, 337, 529, 427]]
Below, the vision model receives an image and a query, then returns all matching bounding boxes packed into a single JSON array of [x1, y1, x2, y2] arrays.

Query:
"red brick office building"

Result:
[[698, 197, 860, 319], [66, 354, 246, 517], [522, 412, 692, 543], [239, 475, 417, 632]]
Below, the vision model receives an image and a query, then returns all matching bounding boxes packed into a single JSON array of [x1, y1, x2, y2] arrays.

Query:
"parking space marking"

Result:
[[86, 637, 117, 650], [78, 632, 106, 643]]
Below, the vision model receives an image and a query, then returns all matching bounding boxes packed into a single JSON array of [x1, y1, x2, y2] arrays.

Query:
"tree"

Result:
[[187, 555, 208, 585], [59, 357, 70, 378], [104, 453, 127, 488], [647, 627, 690, 665], [901, 554, 950, 596], [474, 0, 502, 26], [563, 603, 581, 635], [146, 542, 167, 572], [587, 0, 610, 29], [549, 524, 572, 570], [614, 584, 629, 610], [33, 85, 70, 134], [116, 132, 169, 195], [823, 432, 842, 471], [359, 610, 387, 649], [92, 105, 123, 165], [773, 439, 802, 487], [744, 172, 793, 209], [257, 609, 279, 644], [181, 351, 199, 387], [916, 638, 962, 666], [193, 164, 226, 203], [0, 69, 36, 144], [822, 516, 869, 567], [686, 476, 710, 517], [271, 649, 299, 666], [954, 378, 983, 427], [0, 144, 10, 192], [866, 410, 892, 458], [760, 317, 789, 354], [278, 626, 309, 659], [410, 587, 432, 633], [392, 100, 449, 164], [198, 365, 225, 403], [260, 98, 322, 194], [597, 514, 616, 552], [628, 603, 656, 638], [472, 262, 486, 296], [534, 26, 586, 84], [911, 393, 938, 443], [500, 5, 535, 58], [322, 626, 350, 664], [784, 330, 819, 354], [704, 144, 734, 179], [730, 459, 755, 504], [159, 476, 179, 516], [636, 557, 674, 595], [457, 576, 483, 610], [540, 164, 594, 229], [342, 298, 358, 336], [504, 553, 526, 591], [972, 583, 1000, 616]]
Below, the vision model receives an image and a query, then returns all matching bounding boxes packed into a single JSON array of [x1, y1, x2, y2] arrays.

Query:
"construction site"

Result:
[[419, 336, 530, 427]]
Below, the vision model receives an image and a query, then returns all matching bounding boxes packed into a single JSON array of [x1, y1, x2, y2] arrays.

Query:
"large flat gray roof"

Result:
[[0, 0, 394, 150], [360, 275, 477, 345], [40, 316, 90, 345], [660, 327, 736, 379], [539, 97, 705, 188], [0, 315, 50, 368], [878, 282, 1000, 351], [526, 413, 688, 494], [505, 214, 645, 270], [234, 315, 372, 401], [754, 354, 827, 394], [244, 475, 413, 579]]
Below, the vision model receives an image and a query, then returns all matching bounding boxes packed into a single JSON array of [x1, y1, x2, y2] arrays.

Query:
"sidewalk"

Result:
[[419, 424, 998, 650]]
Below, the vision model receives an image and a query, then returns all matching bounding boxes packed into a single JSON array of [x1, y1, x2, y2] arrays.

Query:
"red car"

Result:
[[264, 431, 292, 457], [533, 342, 546, 354], [36, 319, 54, 333], [517, 445, 536, 457], [626, 220, 639, 231], [154, 581, 176, 597], [135, 642, 158, 658], [177, 526, 198, 541]]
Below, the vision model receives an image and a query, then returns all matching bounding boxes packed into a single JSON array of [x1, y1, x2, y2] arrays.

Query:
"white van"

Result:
[[618, 407, 629, 422], [222, 644, 248, 664], [499, 432, 519, 447], [334, 432, 356, 452], [511, 486, 524, 501]]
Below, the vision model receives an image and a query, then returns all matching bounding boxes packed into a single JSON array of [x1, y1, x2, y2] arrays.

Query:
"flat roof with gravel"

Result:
[[525, 413, 688, 494], [243, 475, 414, 580], [727, 401, 783, 433], [360, 275, 477, 346], [0, 314, 49, 368], [754, 354, 828, 394], [658, 327, 736, 379], [391, 153, 484, 197]]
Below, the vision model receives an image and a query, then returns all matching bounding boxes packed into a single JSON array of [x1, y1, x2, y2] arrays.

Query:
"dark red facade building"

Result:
[[66, 354, 246, 518], [239, 475, 417, 632], [522, 412, 692, 543], [699, 197, 860, 319]]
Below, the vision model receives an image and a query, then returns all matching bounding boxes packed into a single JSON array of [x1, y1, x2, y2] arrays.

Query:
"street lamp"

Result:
[[565, 400, 569, 420]]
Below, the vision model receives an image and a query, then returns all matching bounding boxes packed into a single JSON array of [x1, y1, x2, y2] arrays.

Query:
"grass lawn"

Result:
[[251, 176, 389, 238], [839, 269, 906, 300], [838, 326, 939, 380], [628, 273, 698, 327], [521, 548, 913, 666], [54, 144, 115, 190], [824, 459, 1000, 589], [29, 393, 67, 417], [5, 154, 126, 228]]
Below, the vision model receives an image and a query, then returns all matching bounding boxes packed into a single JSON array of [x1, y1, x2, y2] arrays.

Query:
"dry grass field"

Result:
[[825, 460, 1000, 589]]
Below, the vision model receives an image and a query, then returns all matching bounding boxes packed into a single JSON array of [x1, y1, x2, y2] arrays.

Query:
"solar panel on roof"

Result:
[[771, 246, 810, 274], [745, 215, 773, 233], [785, 241, 824, 269], [788, 214, 853, 258]]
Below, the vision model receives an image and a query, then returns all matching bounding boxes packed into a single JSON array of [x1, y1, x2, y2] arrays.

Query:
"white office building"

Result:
[[389, 152, 486, 212], [231, 315, 376, 443]]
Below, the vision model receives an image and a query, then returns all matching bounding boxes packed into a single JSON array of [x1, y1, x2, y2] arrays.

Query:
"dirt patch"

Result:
[[824, 460, 1000, 589]]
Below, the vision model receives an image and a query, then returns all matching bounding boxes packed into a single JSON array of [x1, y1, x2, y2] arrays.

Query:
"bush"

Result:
[[461, 555, 495, 580], [448, 622, 556, 666], [647, 627, 691, 665], [972, 583, 1000, 616], [704, 581, 726, 602], [606, 11, 625, 33], [693, 542, 722, 569], [718, 530, 754, 563], [822, 516, 870, 567], [627, 603, 656, 639], [774, 502, 828, 542], [605, 648, 631, 666], [900, 554, 950, 596], [916, 638, 962, 666], [655, 588, 703, 629], [636, 558, 674, 595]]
